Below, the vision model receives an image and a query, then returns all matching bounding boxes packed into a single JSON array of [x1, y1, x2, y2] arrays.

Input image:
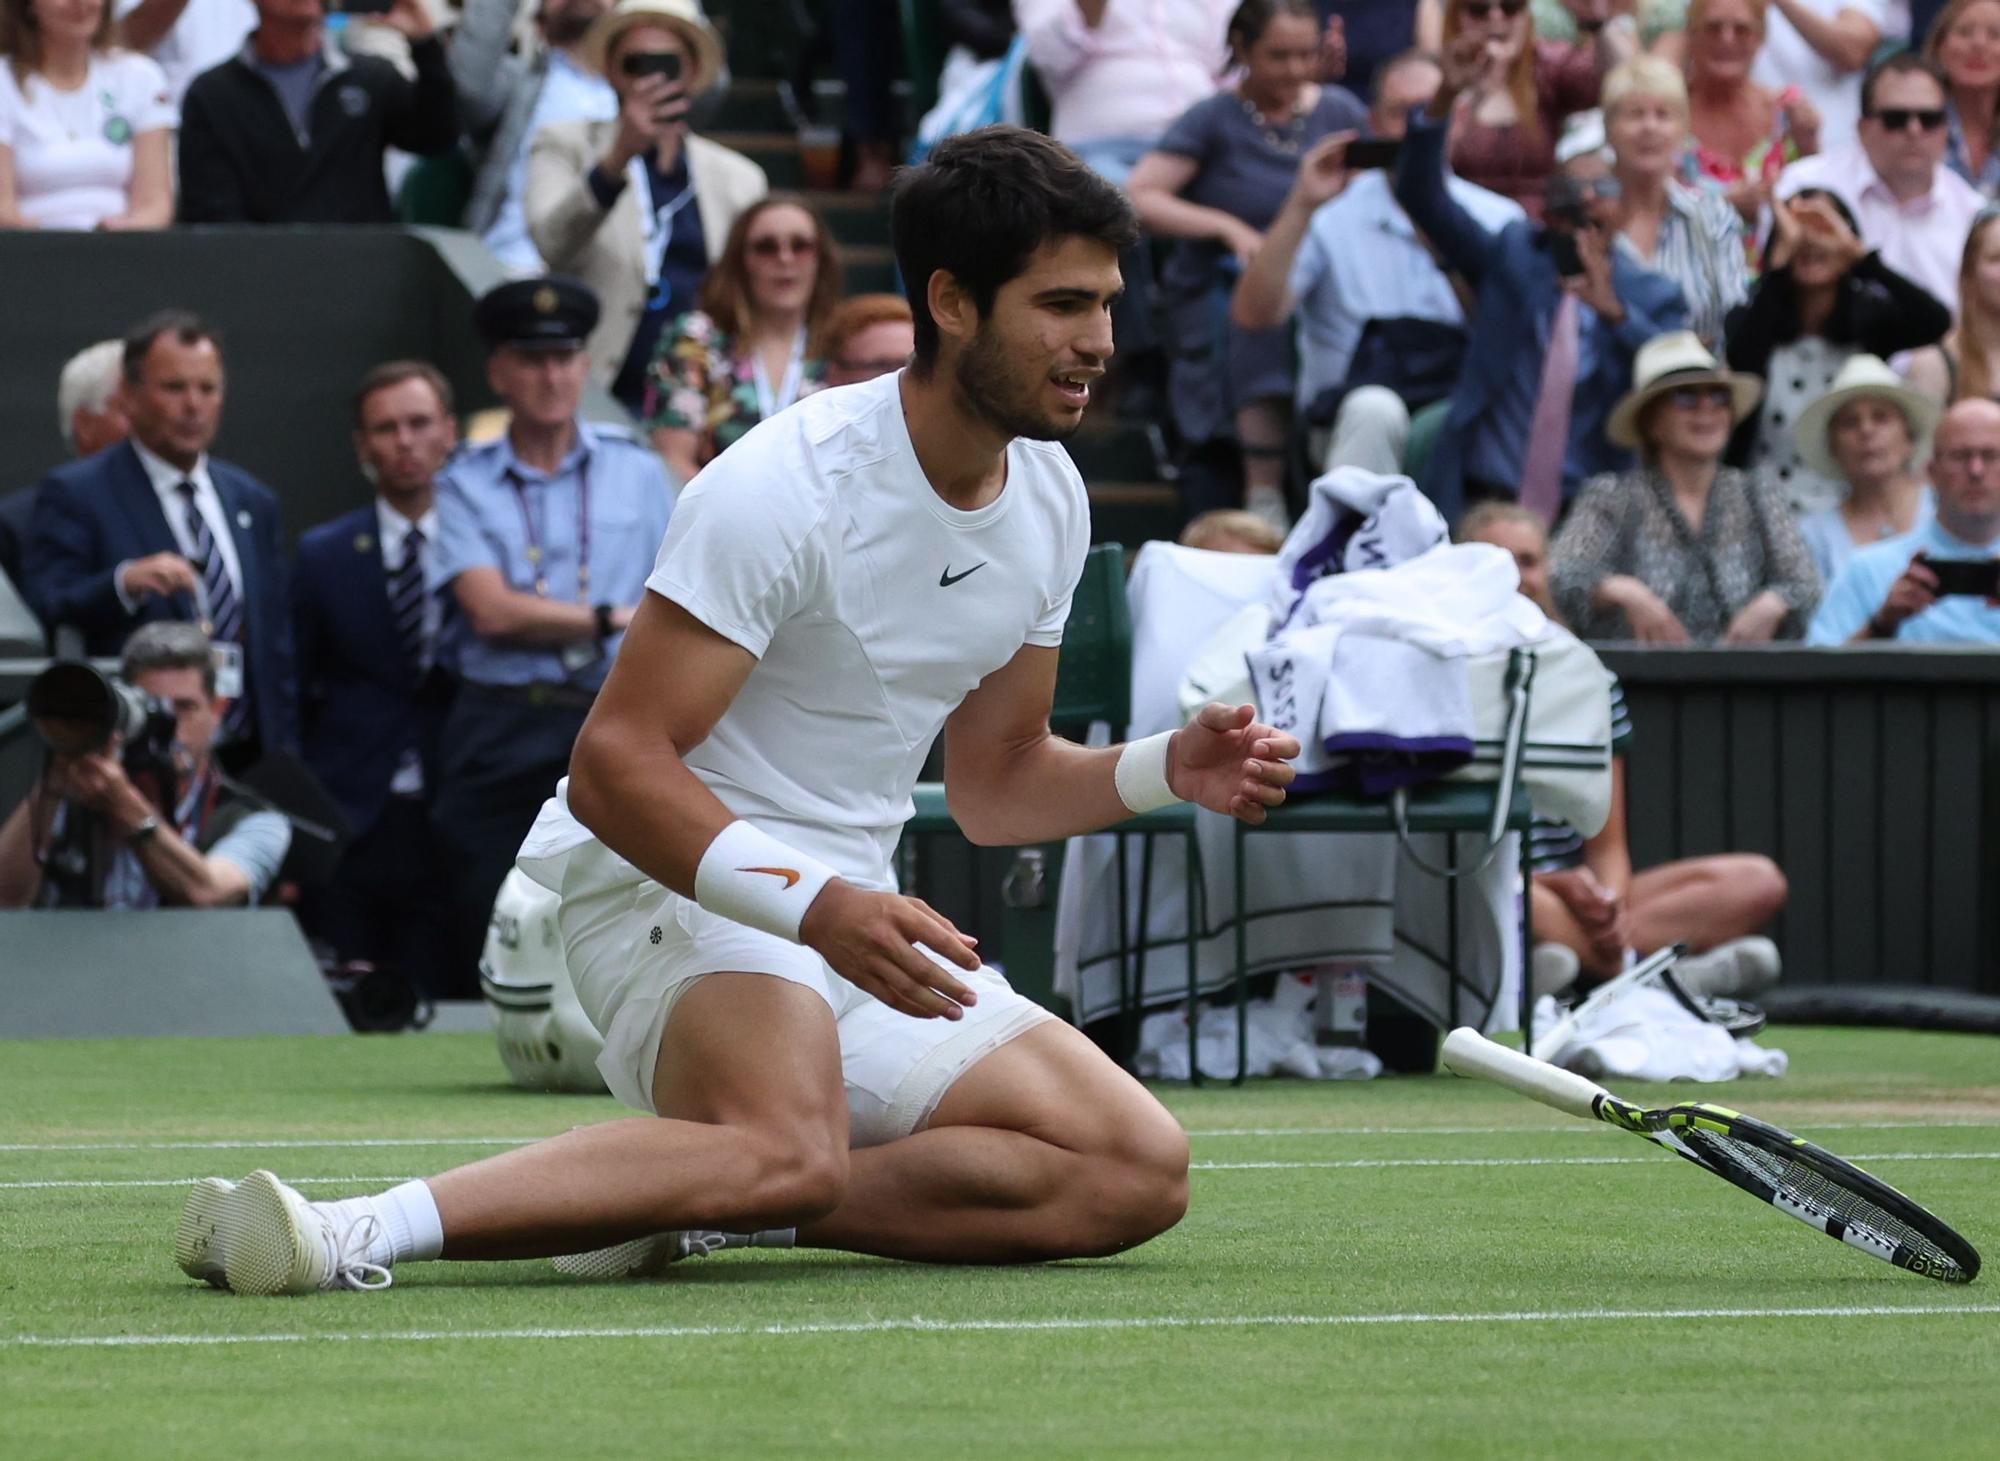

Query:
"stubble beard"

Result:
[[952, 325, 1081, 444]]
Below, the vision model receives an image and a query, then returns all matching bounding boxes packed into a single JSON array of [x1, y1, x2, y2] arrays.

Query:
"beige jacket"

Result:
[[525, 122, 768, 388]]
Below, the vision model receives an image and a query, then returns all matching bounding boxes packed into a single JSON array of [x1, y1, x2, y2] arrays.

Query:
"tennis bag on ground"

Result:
[[482, 867, 608, 1094]]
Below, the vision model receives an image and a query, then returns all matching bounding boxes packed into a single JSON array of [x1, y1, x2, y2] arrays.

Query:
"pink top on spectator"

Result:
[[1448, 40, 1602, 222], [1777, 143, 1985, 319], [1014, 0, 1234, 145]]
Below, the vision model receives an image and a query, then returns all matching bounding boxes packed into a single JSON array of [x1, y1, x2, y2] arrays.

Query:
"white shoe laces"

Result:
[[323, 1212, 394, 1292], [679, 1231, 730, 1259]]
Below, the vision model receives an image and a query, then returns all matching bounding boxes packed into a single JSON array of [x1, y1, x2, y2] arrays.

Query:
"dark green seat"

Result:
[[1401, 398, 1453, 483], [395, 150, 474, 227]]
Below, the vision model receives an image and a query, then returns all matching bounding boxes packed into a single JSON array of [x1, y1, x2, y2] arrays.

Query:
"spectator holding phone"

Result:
[[1394, 61, 1688, 524], [1793, 354, 1938, 582], [1723, 187, 1951, 514], [525, 0, 765, 411], [176, 0, 458, 223], [1809, 396, 2000, 641], [0, 0, 174, 231], [1125, 0, 1366, 531]]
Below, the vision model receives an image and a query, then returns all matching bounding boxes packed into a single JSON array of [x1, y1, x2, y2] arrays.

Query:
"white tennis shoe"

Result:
[[208, 1170, 394, 1296], [553, 1229, 775, 1280], [173, 1177, 237, 1287]]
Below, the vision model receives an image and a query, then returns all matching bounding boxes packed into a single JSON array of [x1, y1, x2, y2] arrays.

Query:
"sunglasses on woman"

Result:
[[749, 234, 818, 259], [1461, 0, 1527, 17], [1668, 386, 1734, 410]]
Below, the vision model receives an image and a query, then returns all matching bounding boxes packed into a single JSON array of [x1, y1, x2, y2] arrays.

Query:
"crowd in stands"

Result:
[[6, 0, 2000, 1003]]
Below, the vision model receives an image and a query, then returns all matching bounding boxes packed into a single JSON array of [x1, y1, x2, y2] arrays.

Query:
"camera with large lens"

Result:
[[23, 661, 181, 905]]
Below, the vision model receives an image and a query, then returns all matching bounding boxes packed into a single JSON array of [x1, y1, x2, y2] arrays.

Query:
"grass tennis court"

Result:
[[5, 1026, 1997, 1459]]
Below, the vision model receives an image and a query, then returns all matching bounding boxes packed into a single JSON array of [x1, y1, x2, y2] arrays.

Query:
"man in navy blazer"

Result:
[[1394, 62, 1689, 524], [24, 313, 298, 755], [294, 362, 465, 997]]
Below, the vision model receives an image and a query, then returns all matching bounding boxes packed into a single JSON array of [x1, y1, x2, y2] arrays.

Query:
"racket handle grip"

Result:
[[1441, 1027, 1612, 1122]]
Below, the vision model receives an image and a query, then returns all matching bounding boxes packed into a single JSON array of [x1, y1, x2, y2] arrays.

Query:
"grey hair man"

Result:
[[1, 341, 133, 593]]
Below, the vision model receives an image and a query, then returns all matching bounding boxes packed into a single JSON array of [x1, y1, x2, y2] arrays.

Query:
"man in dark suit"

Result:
[[0, 339, 130, 603], [24, 311, 298, 756], [294, 361, 464, 997], [1395, 39, 1689, 525]]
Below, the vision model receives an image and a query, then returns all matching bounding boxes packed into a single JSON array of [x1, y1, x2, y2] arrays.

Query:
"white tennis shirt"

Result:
[[519, 370, 1092, 889]]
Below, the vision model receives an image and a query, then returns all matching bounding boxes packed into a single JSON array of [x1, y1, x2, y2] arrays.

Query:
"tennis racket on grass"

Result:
[[1441, 1027, 1982, 1284]]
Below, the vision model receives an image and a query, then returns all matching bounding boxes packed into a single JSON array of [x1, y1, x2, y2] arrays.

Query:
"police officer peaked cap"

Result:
[[474, 276, 601, 351]]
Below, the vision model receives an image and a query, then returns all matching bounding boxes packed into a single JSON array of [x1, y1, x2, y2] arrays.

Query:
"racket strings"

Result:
[[1687, 1128, 1967, 1279]]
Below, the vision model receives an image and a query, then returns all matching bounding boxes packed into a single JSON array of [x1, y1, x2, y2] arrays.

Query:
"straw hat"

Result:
[[580, 0, 724, 92], [1792, 353, 1939, 481], [1605, 331, 1763, 449]]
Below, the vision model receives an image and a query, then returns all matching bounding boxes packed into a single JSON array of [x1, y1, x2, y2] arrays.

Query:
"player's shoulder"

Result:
[[1007, 436, 1089, 516], [695, 375, 902, 507]]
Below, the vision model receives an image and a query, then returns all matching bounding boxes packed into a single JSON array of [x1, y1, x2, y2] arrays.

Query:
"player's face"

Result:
[[954, 235, 1119, 443], [355, 376, 458, 497]]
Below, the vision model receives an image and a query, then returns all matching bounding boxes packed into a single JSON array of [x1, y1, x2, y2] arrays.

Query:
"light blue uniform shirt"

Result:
[[1286, 169, 1523, 411], [434, 421, 675, 689], [1807, 516, 2000, 645]]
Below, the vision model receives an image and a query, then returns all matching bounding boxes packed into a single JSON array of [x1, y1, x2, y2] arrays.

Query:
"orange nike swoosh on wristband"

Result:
[[739, 865, 802, 890]]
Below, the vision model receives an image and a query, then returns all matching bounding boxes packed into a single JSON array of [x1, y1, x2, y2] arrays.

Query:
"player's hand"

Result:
[[118, 551, 199, 601], [1166, 702, 1300, 826], [799, 881, 981, 1020]]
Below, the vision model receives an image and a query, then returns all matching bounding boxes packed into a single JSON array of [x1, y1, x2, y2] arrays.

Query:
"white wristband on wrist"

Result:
[[1114, 731, 1182, 815], [693, 820, 839, 943]]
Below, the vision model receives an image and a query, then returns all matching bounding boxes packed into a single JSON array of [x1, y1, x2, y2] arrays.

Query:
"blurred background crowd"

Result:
[[4, 0, 1997, 1014]]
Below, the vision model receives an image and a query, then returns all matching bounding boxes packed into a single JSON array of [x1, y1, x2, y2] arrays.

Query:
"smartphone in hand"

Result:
[[1924, 557, 2000, 597]]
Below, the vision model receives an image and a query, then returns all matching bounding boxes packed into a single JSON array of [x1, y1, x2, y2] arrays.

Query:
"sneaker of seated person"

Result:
[[553, 1228, 793, 1280], [202, 1170, 395, 1295], [1672, 937, 1781, 1000], [1530, 942, 1582, 1001]]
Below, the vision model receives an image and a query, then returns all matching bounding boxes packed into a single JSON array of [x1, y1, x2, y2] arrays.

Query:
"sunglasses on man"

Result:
[[1870, 107, 1947, 133]]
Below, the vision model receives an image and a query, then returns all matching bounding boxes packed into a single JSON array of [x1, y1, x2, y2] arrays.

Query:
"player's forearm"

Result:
[[567, 713, 739, 896], [943, 732, 1140, 845]]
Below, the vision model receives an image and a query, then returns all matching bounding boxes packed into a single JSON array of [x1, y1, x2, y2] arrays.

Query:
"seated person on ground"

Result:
[[1461, 502, 1786, 998], [0, 621, 291, 909], [1808, 397, 2000, 643]]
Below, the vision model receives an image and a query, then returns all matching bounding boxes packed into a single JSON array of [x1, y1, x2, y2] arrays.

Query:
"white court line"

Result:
[[10, 1151, 1999, 1189], [4, 1121, 1996, 1154], [9, 1303, 1997, 1350]]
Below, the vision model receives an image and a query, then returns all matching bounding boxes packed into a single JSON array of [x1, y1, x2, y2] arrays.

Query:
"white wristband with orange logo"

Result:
[[693, 820, 840, 943], [1114, 730, 1182, 815]]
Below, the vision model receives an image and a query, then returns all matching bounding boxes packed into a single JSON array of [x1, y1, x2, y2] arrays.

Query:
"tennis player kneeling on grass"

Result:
[[176, 125, 1301, 1296]]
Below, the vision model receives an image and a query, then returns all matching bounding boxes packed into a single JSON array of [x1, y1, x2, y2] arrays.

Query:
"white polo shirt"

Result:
[[1753, 0, 1886, 150]]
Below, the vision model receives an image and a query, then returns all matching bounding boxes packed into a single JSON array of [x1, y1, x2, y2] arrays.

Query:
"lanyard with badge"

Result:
[[751, 326, 810, 420], [630, 154, 698, 312], [507, 459, 602, 676]]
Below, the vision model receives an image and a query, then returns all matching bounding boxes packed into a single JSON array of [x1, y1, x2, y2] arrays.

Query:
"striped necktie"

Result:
[[176, 482, 253, 742], [389, 527, 429, 674]]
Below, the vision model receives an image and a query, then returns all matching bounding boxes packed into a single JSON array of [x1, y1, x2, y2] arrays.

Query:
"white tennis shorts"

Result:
[[549, 840, 1054, 1147]]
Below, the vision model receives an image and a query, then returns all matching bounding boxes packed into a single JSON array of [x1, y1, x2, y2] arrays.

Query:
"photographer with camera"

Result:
[[524, 0, 766, 411], [175, 0, 459, 224], [0, 623, 290, 909], [1393, 31, 1688, 527]]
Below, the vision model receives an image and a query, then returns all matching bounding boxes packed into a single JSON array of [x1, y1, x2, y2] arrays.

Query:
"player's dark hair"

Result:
[[1860, 50, 1946, 117], [891, 125, 1138, 373], [123, 310, 222, 384]]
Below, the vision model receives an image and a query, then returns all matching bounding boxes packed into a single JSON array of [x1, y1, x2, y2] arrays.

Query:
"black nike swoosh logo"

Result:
[[939, 563, 987, 588]]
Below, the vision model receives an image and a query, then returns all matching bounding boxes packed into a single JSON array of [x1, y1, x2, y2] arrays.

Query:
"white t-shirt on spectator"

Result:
[[0, 51, 175, 231], [517, 370, 1092, 889], [1752, 0, 1885, 150], [113, 0, 256, 105]]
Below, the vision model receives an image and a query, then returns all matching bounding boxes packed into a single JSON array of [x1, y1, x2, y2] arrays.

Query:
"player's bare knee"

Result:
[[1077, 1113, 1189, 1254], [740, 1130, 850, 1225]]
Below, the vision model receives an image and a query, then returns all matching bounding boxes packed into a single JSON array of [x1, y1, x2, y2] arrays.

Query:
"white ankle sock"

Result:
[[316, 1181, 443, 1267], [369, 1180, 445, 1263]]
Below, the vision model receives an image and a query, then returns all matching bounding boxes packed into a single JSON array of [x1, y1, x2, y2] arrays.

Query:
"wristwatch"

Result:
[[127, 814, 160, 846], [593, 603, 616, 642]]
